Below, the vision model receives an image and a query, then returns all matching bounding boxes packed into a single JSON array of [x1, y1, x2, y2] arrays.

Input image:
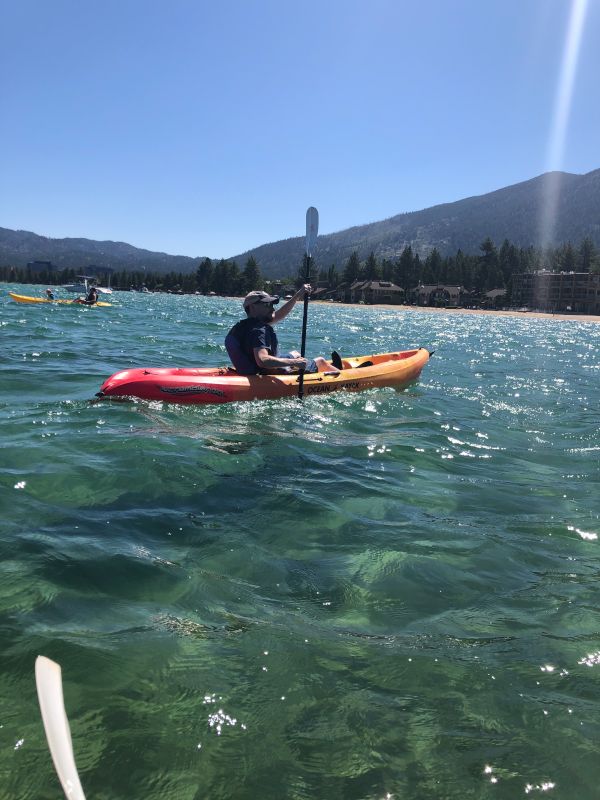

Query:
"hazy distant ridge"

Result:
[[2, 168, 600, 279], [0, 227, 201, 274]]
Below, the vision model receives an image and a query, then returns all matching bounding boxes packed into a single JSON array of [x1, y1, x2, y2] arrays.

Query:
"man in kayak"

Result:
[[225, 286, 341, 376], [45, 288, 55, 300], [74, 286, 98, 305]]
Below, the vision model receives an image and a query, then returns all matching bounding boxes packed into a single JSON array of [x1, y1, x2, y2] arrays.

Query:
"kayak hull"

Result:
[[97, 348, 430, 404], [8, 292, 112, 307]]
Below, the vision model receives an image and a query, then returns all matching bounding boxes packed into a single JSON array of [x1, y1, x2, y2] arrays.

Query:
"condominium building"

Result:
[[511, 271, 600, 314]]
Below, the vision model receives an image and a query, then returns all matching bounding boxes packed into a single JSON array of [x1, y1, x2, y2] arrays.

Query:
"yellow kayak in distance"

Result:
[[8, 292, 112, 307]]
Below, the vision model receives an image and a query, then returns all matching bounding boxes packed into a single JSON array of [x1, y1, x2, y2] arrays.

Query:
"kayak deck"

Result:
[[8, 292, 112, 307], [97, 348, 431, 404]]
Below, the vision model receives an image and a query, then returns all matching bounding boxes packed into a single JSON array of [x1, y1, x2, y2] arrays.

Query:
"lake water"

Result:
[[1, 284, 599, 799]]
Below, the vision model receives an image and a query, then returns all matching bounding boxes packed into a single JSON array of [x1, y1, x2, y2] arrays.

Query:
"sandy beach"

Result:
[[319, 302, 600, 323]]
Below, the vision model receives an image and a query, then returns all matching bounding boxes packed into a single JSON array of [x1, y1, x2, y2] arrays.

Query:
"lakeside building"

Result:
[[351, 280, 405, 304], [268, 281, 296, 297], [412, 284, 464, 307], [482, 288, 507, 308], [511, 271, 600, 314], [334, 280, 405, 304]]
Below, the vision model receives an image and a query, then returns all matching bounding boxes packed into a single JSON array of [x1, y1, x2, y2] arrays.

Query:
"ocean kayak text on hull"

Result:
[[96, 348, 431, 405]]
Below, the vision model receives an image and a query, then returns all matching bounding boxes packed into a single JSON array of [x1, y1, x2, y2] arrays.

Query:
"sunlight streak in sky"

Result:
[[539, 0, 588, 248]]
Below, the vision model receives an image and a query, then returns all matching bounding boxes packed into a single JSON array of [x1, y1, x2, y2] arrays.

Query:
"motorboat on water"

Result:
[[62, 275, 113, 295]]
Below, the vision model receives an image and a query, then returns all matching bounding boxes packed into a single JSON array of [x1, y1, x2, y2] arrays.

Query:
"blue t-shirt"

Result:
[[225, 318, 279, 375]]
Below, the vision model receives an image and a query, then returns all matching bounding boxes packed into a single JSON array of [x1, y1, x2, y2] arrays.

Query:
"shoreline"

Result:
[[5, 283, 599, 322], [316, 301, 600, 323]]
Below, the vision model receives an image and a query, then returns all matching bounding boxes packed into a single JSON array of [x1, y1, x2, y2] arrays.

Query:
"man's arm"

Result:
[[253, 348, 307, 371], [272, 285, 310, 324]]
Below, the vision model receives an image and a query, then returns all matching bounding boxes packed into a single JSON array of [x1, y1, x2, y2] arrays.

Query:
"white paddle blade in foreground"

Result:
[[305, 206, 319, 257], [35, 656, 87, 800]]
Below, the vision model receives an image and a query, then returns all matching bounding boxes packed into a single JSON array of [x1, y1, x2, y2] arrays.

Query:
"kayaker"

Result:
[[225, 285, 341, 376], [74, 286, 99, 305], [85, 285, 99, 305], [45, 288, 55, 300]]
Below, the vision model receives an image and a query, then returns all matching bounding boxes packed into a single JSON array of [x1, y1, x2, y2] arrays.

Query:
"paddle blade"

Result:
[[305, 206, 319, 257], [35, 656, 87, 800]]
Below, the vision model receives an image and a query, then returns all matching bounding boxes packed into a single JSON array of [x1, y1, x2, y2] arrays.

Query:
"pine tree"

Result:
[[478, 237, 502, 289], [342, 251, 360, 284], [578, 238, 596, 272], [560, 242, 576, 272], [363, 251, 380, 280], [519, 246, 536, 272], [424, 249, 442, 284], [446, 256, 460, 285], [381, 259, 394, 281], [413, 253, 422, 286], [499, 239, 520, 284], [196, 257, 214, 293], [458, 252, 475, 290], [394, 246, 414, 290], [242, 256, 262, 293], [212, 260, 228, 294], [182, 272, 196, 293], [228, 261, 242, 295]]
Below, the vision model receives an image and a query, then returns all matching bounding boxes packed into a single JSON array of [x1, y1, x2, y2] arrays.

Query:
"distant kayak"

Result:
[[9, 292, 112, 307], [97, 348, 431, 404]]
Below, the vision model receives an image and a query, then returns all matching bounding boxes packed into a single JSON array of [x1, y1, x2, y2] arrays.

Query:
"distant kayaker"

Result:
[[225, 285, 341, 376], [85, 286, 99, 305], [74, 286, 99, 305], [45, 288, 55, 300]]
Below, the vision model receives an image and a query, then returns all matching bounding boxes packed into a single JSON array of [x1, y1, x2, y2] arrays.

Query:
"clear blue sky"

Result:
[[1, 0, 599, 259]]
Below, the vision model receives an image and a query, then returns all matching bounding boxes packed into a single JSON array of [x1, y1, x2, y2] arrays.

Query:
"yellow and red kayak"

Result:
[[97, 348, 431, 404], [9, 292, 112, 307]]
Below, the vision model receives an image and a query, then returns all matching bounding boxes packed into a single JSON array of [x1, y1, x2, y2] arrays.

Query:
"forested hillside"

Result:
[[2, 168, 599, 280]]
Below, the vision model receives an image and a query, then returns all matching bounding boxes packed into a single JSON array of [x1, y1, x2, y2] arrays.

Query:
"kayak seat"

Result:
[[357, 360, 374, 368], [331, 351, 343, 370]]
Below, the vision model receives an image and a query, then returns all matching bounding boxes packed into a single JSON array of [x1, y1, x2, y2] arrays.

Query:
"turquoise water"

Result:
[[1, 283, 599, 800]]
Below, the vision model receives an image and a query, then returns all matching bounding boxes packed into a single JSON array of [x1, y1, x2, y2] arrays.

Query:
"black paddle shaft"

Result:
[[300, 295, 309, 356], [298, 208, 318, 401], [298, 255, 311, 399]]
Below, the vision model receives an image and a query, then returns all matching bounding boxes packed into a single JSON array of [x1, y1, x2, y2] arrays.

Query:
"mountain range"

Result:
[[2, 168, 599, 279]]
